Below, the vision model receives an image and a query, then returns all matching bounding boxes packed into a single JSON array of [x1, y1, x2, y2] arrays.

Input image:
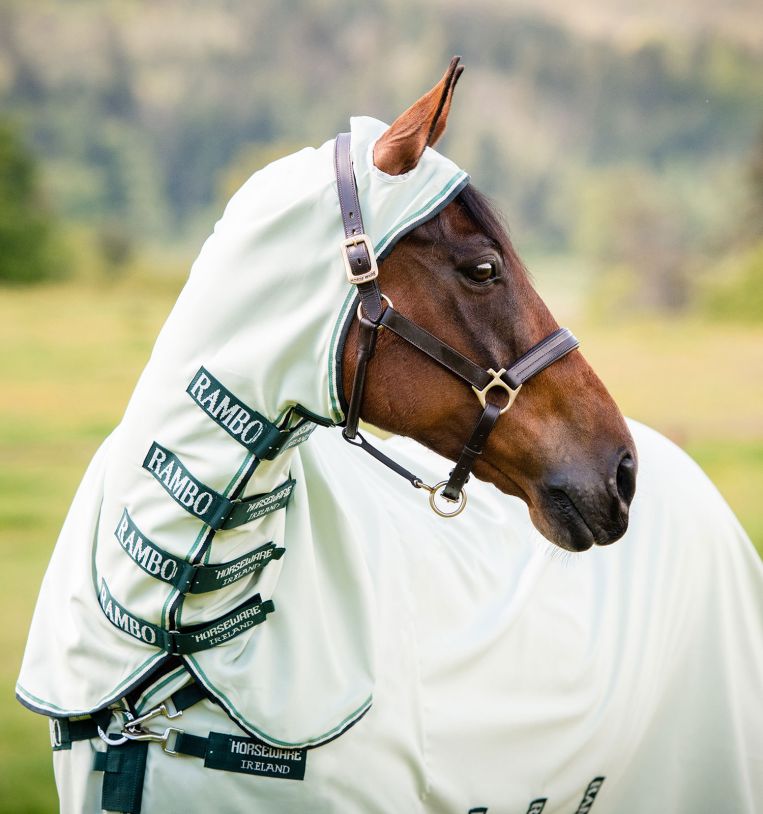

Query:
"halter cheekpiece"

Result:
[[334, 132, 580, 517]]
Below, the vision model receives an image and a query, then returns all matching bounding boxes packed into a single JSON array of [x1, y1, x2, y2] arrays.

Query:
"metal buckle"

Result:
[[341, 234, 378, 284], [415, 480, 468, 518], [49, 719, 63, 749], [472, 368, 521, 415], [123, 724, 183, 756], [126, 703, 182, 731]]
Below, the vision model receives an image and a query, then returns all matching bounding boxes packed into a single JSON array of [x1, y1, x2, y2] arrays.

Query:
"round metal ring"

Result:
[[357, 294, 393, 322], [97, 725, 129, 746], [428, 481, 467, 518]]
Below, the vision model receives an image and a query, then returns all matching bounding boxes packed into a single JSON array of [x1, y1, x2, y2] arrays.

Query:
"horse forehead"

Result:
[[400, 202, 494, 260]]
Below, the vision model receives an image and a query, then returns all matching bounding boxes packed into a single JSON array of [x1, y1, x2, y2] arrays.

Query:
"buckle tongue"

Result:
[[341, 234, 378, 284]]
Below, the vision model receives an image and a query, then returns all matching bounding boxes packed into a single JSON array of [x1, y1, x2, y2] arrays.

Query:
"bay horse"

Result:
[[18, 59, 762, 813]]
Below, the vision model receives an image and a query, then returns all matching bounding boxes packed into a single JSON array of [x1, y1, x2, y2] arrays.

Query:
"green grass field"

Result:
[[0, 281, 761, 811]]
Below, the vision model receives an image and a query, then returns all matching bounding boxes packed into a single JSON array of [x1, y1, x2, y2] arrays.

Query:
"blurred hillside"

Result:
[[1, 0, 762, 298]]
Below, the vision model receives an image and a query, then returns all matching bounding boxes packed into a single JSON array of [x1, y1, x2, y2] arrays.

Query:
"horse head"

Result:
[[342, 58, 637, 552]]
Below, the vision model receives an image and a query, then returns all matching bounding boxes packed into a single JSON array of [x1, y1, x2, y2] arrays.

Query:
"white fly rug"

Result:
[[18, 116, 763, 812]]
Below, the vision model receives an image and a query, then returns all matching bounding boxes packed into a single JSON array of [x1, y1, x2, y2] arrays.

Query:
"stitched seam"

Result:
[[513, 342, 573, 379]]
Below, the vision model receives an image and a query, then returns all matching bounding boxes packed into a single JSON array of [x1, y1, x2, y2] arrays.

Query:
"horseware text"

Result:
[[191, 604, 265, 644], [204, 733, 307, 780], [217, 545, 278, 586], [241, 483, 294, 523]]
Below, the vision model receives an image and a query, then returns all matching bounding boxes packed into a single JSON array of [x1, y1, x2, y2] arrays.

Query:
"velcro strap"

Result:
[[171, 731, 307, 781], [142, 442, 295, 529], [94, 741, 149, 814], [49, 710, 110, 751], [98, 579, 274, 654], [187, 367, 317, 459], [114, 509, 284, 593], [169, 681, 207, 714]]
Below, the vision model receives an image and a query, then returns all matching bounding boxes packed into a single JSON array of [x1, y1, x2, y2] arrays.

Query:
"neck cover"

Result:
[[17, 117, 469, 746]]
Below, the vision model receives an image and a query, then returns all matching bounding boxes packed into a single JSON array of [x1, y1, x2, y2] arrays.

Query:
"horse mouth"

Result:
[[546, 489, 598, 551], [475, 456, 633, 552]]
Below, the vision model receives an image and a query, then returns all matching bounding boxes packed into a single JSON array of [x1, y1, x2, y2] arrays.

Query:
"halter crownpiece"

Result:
[[334, 132, 579, 517]]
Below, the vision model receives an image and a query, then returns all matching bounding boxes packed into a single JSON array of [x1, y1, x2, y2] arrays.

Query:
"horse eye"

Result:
[[466, 260, 497, 284]]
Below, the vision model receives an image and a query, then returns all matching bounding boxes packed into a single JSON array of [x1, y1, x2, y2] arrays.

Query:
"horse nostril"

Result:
[[615, 452, 637, 505]]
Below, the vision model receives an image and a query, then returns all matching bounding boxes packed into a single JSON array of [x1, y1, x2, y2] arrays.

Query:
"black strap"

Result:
[[99, 579, 274, 655], [94, 741, 149, 814], [169, 681, 207, 714], [343, 315, 378, 440], [50, 709, 112, 751], [507, 327, 580, 386], [380, 306, 490, 389], [168, 731, 308, 781], [335, 132, 383, 324], [442, 402, 502, 501], [344, 430, 422, 489]]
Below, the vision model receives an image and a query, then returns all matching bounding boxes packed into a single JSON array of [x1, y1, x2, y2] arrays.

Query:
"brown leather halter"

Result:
[[335, 132, 580, 517]]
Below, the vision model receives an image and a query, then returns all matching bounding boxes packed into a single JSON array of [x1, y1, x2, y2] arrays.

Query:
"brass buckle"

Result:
[[472, 368, 521, 415], [415, 479, 467, 518], [341, 234, 378, 285]]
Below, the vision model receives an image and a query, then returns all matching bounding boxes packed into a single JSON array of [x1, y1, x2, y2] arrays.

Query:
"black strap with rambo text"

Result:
[[98, 580, 274, 655], [187, 366, 317, 459], [114, 508, 284, 594], [142, 442, 295, 530]]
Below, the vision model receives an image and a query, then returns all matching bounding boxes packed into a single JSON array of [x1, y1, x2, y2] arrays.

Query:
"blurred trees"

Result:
[[0, 120, 64, 284], [0, 0, 761, 310], [701, 127, 763, 322]]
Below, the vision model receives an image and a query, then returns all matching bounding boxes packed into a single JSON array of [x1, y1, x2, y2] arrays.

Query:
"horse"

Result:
[[18, 58, 763, 813]]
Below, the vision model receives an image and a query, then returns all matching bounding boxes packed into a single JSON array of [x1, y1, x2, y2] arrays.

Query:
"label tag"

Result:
[[222, 479, 296, 529], [205, 733, 306, 781], [143, 442, 231, 528], [192, 542, 284, 593]]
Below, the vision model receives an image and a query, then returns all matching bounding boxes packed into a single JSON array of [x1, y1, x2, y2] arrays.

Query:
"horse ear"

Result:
[[373, 56, 464, 176]]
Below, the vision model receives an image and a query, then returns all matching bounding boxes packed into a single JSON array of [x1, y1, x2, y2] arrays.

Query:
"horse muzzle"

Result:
[[536, 449, 637, 552]]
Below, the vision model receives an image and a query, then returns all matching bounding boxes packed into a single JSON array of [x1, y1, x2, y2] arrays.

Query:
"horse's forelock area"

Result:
[[453, 184, 530, 283]]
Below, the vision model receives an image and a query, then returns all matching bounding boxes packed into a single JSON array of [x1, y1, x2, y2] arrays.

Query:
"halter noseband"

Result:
[[334, 132, 579, 517]]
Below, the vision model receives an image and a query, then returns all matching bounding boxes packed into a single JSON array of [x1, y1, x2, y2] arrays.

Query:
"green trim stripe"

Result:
[[185, 654, 373, 749]]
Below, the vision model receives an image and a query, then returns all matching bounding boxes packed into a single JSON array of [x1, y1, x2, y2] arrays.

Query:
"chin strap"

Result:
[[333, 132, 580, 517]]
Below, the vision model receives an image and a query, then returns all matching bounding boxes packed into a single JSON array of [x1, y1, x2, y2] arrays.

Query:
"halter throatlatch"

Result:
[[334, 132, 580, 517]]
